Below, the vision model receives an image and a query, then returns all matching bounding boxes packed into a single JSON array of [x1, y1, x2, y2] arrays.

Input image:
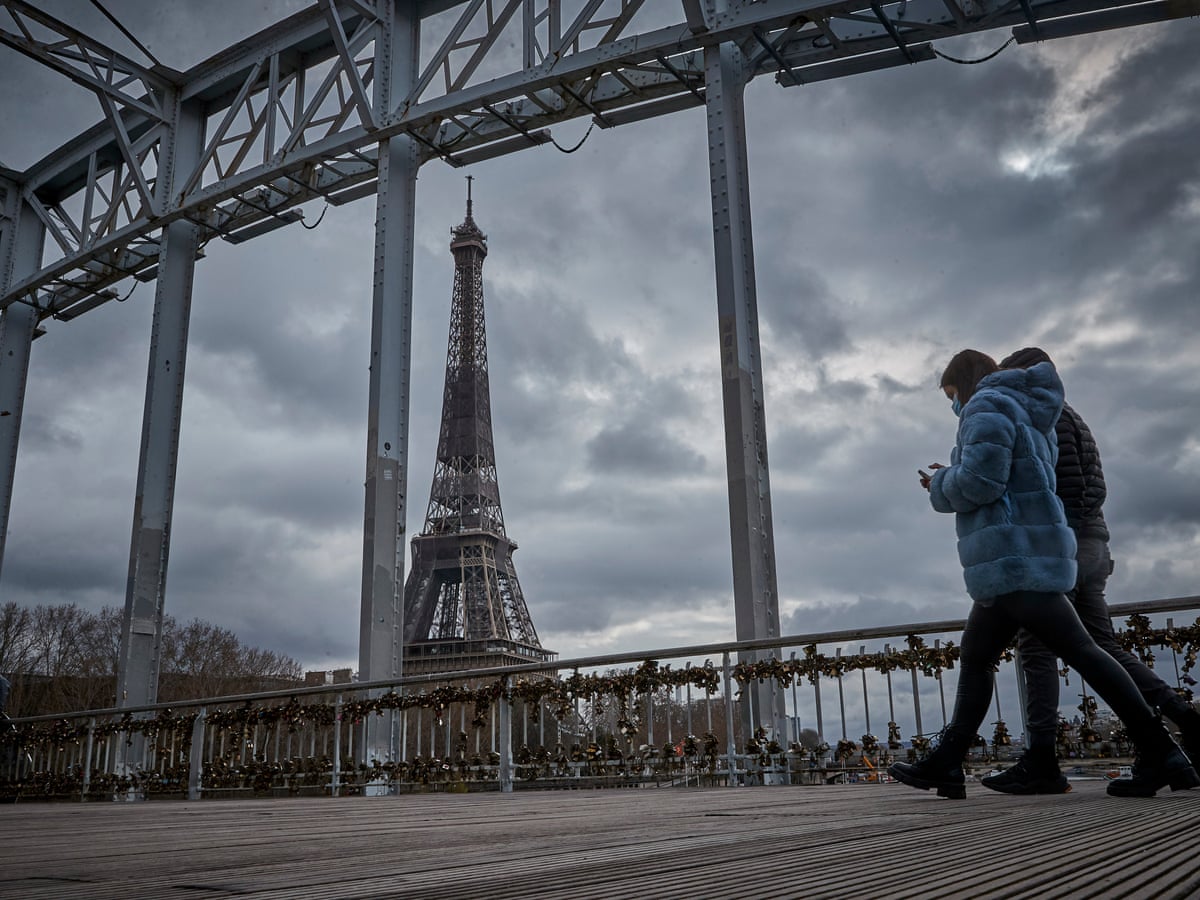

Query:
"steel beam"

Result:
[[0, 185, 46, 580], [115, 94, 205, 751], [359, 0, 419, 764], [704, 33, 786, 747]]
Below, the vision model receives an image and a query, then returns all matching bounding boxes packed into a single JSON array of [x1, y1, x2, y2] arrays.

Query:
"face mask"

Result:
[[951, 395, 963, 417]]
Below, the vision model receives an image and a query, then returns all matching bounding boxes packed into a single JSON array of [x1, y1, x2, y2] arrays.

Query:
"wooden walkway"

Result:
[[1, 779, 1198, 899]]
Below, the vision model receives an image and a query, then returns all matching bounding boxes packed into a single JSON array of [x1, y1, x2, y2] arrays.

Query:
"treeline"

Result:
[[0, 602, 303, 717]]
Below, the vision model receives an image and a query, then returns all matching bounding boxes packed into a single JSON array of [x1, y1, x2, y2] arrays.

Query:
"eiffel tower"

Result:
[[402, 181, 555, 675]]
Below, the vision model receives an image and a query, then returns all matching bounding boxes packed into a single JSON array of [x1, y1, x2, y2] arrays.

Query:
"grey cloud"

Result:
[[12, 411, 85, 453], [761, 264, 851, 359], [784, 595, 968, 637], [586, 420, 706, 476]]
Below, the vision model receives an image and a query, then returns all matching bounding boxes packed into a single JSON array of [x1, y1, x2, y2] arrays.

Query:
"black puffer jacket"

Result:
[[999, 348, 1109, 540], [1055, 401, 1109, 540]]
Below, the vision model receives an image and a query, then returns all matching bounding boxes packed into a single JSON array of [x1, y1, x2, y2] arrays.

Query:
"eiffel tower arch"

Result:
[[402, 181, 555, 676]]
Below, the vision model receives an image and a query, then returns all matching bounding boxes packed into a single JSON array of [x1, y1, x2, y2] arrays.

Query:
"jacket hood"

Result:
[[998, 346, 1052, 370], [974, 360, 1063, 433]]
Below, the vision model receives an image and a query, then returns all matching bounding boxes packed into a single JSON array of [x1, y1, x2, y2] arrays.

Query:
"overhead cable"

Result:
[[89, 0, 163, 68], [934, 36, 1016, 65]]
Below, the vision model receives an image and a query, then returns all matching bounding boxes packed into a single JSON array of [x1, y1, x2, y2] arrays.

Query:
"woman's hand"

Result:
[[918, 463, 945, 491]]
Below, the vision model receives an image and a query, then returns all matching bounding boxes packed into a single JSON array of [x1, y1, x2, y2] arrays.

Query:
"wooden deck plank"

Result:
[[1, 780, 1198, 899]]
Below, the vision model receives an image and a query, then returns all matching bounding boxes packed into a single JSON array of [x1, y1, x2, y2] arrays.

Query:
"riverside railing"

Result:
[[1, 596, 1197, 802]]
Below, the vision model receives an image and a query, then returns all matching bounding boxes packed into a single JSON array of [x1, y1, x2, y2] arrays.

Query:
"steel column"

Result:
[[704, 34, 785, 743], [116, 94, 205, 743], [0, 187, 46, 579], [359, 0, 419, 764]]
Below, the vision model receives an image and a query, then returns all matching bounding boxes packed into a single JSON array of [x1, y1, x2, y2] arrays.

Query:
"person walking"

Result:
[[890, 349, 1198, 798], [979, 347, 1200, 794]]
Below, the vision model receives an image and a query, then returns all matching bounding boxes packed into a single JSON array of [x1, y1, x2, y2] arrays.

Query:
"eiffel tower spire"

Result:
[[402, 183, 552, 672]]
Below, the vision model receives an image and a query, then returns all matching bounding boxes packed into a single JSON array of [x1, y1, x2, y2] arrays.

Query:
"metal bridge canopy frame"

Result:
[[0, 0, 1195, 768]]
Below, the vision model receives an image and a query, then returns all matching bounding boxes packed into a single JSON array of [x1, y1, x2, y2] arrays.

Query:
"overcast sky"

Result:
[[2, 0, 1198, 727]]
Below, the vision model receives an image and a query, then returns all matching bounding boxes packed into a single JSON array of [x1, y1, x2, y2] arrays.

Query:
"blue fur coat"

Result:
[[929, 361, 1078, 602]]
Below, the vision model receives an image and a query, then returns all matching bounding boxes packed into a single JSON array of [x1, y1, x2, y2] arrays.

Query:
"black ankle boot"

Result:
[[1171, 708, 1200, 767], [981, 747, 1069, 795], [888, 732, 969, 799], [1108, 726, 1200, 798], [1181, 731, 1200, 769], [889, 756, 966, 799]]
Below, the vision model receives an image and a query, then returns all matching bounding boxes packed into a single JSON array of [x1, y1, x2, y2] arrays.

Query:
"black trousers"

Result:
[[1017, 536, 1194, 748], [944, 590, 1161, 757]]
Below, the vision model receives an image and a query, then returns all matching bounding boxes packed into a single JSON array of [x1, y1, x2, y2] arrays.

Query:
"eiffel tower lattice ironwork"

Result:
[[402, 182, 554, 674]]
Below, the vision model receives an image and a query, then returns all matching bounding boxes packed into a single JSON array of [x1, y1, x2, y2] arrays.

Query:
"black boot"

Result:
[[888, 732, 968, 799], [1169, 707, 1200, 768], [1108, 723, 1200, 798], [981, 746, 1069, 795], [1182, 730, 1200, 769]]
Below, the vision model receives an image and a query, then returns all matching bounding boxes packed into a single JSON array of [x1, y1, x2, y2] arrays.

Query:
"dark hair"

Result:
[[998, 346, 1052, 369], [940, 349, 999, 405]]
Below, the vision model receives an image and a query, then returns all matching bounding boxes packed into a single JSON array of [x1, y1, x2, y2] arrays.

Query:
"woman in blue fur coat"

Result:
[[888, 349, 1197, 798]]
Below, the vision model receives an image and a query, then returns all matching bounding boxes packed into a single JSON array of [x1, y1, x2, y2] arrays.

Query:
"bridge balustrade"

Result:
[[1, 597, 1196, 802]]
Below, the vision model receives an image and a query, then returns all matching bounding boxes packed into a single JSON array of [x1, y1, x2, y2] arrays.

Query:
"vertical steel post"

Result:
[[359, 0, 420, 766], [116, 94, 205, 764], [686, 668, 693, 737], [0, 185, 46, 579], [704, 16, 785, 744], [790, 651, 799, 743], [836, 648, 847, 740], [667, 690, 674, 745], [332, 695, 343, 797], [81, 718, 96, 801], [1168, 618, 1181, 686], [885, 645, 896, 730], [1013, 647, 1029, 744], [860, 646, 871, 735], [498, 676, 513, 793], [188, 708, 205, 801], [814, 674, 824, 741], [722, 651, 737, 785], [910, 666, 924, 738], [935, 638, 948, 726]]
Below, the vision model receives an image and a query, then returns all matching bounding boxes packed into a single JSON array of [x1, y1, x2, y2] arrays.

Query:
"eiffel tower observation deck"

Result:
[[402, 181, 555, 676]]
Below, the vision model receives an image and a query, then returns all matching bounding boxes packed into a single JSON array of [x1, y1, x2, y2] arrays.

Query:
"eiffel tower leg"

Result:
[[704, 38, 786, 753], [358, 3, 420, 766]]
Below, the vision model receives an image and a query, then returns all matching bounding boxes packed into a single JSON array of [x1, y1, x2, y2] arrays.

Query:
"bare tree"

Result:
[[0, 603, 34, 675], [2, 605, 303, 715]]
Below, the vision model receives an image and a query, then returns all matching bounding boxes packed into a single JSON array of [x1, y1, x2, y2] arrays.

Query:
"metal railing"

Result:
[[2, 596, 1197, 802]]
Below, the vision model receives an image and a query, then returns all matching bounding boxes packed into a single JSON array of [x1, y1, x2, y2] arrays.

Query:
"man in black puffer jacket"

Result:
[[982, 347, 1200, 794]]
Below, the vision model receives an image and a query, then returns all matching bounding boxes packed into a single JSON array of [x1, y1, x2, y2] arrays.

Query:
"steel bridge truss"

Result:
[[3, 0, 1193, 318], [1, 0, 1195, 763]]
